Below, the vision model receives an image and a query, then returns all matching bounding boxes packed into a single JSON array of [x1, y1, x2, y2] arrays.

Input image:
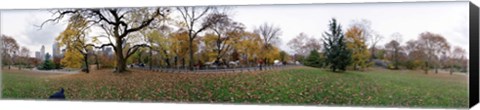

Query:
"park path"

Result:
[[2, 67, 80, 74], [29, 69, 80, 74], [132, 65, 302, 74]]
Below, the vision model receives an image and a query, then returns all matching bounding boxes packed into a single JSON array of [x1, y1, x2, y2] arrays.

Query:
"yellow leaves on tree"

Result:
[[61, 48, 83, 68], [170, 30, 200, 65], [55, 14, 89, 69], [202, 31, 241, 62], [148, 29, 173, 59], [235, 32, 262, 63], [263, 47, 281, 64], [203, 33, 221, 62], [345, 26, 371, 71]]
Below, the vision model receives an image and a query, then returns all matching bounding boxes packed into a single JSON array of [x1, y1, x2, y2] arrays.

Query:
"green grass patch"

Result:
[[1, 67, 468, 108]]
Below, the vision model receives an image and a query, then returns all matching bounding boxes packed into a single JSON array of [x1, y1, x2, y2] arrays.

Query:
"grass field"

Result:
[[1, 66, 468, 108]]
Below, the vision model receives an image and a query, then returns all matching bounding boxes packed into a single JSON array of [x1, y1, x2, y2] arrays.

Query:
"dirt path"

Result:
[[2, 68, 80, 78]]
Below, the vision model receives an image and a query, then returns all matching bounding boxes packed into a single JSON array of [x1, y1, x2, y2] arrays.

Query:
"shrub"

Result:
[[38, 53, 56, 70], [304, 50, 323, 68], [38, 60, 56, 70]]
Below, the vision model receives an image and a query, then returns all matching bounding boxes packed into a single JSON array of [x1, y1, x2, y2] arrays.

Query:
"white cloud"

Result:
[[1, 10, 67, 57]]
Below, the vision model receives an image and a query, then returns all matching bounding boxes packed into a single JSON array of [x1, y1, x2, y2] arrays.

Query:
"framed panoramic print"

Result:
[[0, 0, 479, 110]]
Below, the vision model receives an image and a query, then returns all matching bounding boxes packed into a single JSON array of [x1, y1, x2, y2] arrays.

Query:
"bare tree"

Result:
[[18, 47, 30, 69], [444, 48, 454, 75], [451, 46, 467, 74], [390, 32, 403, 43], [41, 8, 169, 73], [254, 23, 282, 68], [287, 33, 321, 56], [369, 33, 383, 59], [287, 33, 308, 56], [404, 40, 417, 57], [385, 40, 402, 69], [418, 32, 450, 74], [19, 47, 30, 58], [305, 37, 322, 52], [176, 6, 221, 70], [1, 35, 19, 69], [350, 19, 373, 42], [206, 11, 245, 64], [404, 40, 426, 69], [350, 19, 382, 60], [432, 35, 450, 74]]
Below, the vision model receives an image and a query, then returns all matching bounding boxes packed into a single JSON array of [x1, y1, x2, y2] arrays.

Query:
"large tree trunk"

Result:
[[115, 44, 127, 73], [371, 46, 376, 59], [149, 49, 153, 70], [174, 56, 178, 68], [215, 57, 221, 66], [165, 58, 171, 68], [162, 49, 171, 68], [264, 58, 268, 70], [95, 54, 99, 70], [182, 58, 185, 69], [264, 58, 267, 65], [83, 54, 89, 73], [189, 38, 194, 71]]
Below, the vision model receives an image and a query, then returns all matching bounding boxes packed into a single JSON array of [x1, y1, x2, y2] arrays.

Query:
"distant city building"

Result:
[[40, 45, 45, 61], [52, 42, 60, 58], [35, 51, 41, 60], [102, 47, 114, 57]]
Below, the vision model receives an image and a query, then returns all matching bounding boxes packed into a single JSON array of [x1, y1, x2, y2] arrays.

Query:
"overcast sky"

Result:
[[0, 1, 469, 57], [1, 10, 67, 56]]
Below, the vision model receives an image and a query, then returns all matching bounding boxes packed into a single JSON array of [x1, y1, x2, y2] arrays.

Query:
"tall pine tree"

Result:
[[323, 18, 351, 72]]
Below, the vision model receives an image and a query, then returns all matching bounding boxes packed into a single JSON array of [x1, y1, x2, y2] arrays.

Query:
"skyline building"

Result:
[[40, 45, 45, 61]]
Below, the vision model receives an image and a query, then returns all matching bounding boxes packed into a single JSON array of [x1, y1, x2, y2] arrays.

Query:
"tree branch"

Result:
[[121, 8, 165, 38], [85, 43, 114, 49], [91, 9, 116, 25], [37, 10, 78, 30], [125, 44, 151, 61]]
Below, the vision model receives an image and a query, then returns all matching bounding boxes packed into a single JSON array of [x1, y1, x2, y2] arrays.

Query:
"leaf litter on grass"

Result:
[[1, 66, 469, 108]]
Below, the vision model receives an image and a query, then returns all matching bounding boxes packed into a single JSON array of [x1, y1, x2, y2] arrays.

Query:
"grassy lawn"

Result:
[[1, 66, 468, 108]]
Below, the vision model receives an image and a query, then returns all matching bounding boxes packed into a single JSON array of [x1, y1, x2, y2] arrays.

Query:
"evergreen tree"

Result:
[[40, 53, 56, 70], [304, 50, 322, 68], [323, 18, 351, 72]]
